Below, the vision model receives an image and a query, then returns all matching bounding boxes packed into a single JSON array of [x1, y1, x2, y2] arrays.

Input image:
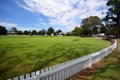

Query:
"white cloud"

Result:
[[0, 22, 17, 27], [17, 0, 107, 31], [36, 18, 48, 27]]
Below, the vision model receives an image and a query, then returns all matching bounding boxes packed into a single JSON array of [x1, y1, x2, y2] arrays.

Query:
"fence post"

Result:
[[89, 55, 92, 67]]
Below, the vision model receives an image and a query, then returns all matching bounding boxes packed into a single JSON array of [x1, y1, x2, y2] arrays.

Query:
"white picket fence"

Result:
[[8, 40, 117, 80]]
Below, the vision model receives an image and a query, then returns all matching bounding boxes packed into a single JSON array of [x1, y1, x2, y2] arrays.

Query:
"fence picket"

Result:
[[26, 73, 30, 79], [40, 69, 45, 80], [45, 68, 49, 80], [31, 72, 35, 77], [13, 77, 18, 80], [61, 70, 65, 80], [55, 71, 59, 80], [19, 75, 24, 80], [49, 67, 53, 80], [36, 70, 40, 76]]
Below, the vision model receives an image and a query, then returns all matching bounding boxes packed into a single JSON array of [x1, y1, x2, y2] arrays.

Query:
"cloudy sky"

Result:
[[0, 0, 107, 32]]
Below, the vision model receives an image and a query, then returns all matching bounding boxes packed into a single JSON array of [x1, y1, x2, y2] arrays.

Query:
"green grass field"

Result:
[[86, 39, 120, 80], [0, 36, 110, 80]]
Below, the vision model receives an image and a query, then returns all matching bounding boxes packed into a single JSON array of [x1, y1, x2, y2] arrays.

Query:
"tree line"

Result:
[[0, 26, 63, 36], [66, 16, 114, 36], [0, 0, 120, 37], [68, 16, 106, 36], [65, 0, 120, 38]]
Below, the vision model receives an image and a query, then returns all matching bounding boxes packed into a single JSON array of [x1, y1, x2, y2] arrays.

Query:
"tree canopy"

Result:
[[47, 27, 54, 35], [105, 0, 120, 37], [81, 16, 101, 35], [0, 25, 7, 35]]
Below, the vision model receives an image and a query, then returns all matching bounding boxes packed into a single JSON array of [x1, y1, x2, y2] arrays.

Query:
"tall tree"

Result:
[[81, 16, 101, 35], [105, 0, 120, 37], [47, 27, 54, 35], [0, 26, 7, 35], [12, 27, 17, 34]]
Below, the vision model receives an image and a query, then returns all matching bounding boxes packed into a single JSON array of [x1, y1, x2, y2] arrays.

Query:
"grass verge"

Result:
[[0, 36, 110, 80], [68, 39, 120, 80]]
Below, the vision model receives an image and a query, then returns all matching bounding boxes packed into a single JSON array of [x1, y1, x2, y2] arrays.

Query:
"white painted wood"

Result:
[[52, 66, 56, 80], [52, 73, 56, 80], [36, 70, 40, 75], [59, 71, 62, 80], [49, 67, 53, 80], [64, 69, 66, 79], [26, 73, 30, 79], [61, 70, 64, 80], [13, 77, 18, 80], [40, 69, 45, 80], [31, 72, 35, 77], [45, 68, 49, 80], [55, 71, 59, 80], [19, 75, 24, 80]]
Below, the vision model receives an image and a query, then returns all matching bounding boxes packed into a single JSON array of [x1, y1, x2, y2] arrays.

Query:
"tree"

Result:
[[81, 25, 91, 36], [65, 32, 71, 36], [12, 27, 17, 34], [100, 24, 107, 33], [55, 29, 62, 35], [105, 0, 120, 37], [0, 25, 7, 35], [31, 30, 37, 35], [38, 29, 46, 35], [71, 26, 82, 36], [92, 27, 98, 34], [47, 27, 54, 35], [81, 16, 101, 36], [24, 30, 29, 35], [17, 31, 23, 35]]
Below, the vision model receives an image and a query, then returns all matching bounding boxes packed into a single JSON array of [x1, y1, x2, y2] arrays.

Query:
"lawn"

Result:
[[67, 39, 120, 80], [0, 36, 110, 80], [86, 39, 120, 80]]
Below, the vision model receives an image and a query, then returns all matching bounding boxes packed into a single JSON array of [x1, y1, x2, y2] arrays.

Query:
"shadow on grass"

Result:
[[32, 43, 93, 72], [0, 55, 21, 80]]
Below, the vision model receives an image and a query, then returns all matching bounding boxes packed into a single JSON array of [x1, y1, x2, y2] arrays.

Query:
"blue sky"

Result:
[[0, 0, 107, 32]]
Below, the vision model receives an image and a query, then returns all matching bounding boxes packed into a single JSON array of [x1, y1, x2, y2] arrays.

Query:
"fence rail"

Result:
[[8, 40, 117, 80]]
